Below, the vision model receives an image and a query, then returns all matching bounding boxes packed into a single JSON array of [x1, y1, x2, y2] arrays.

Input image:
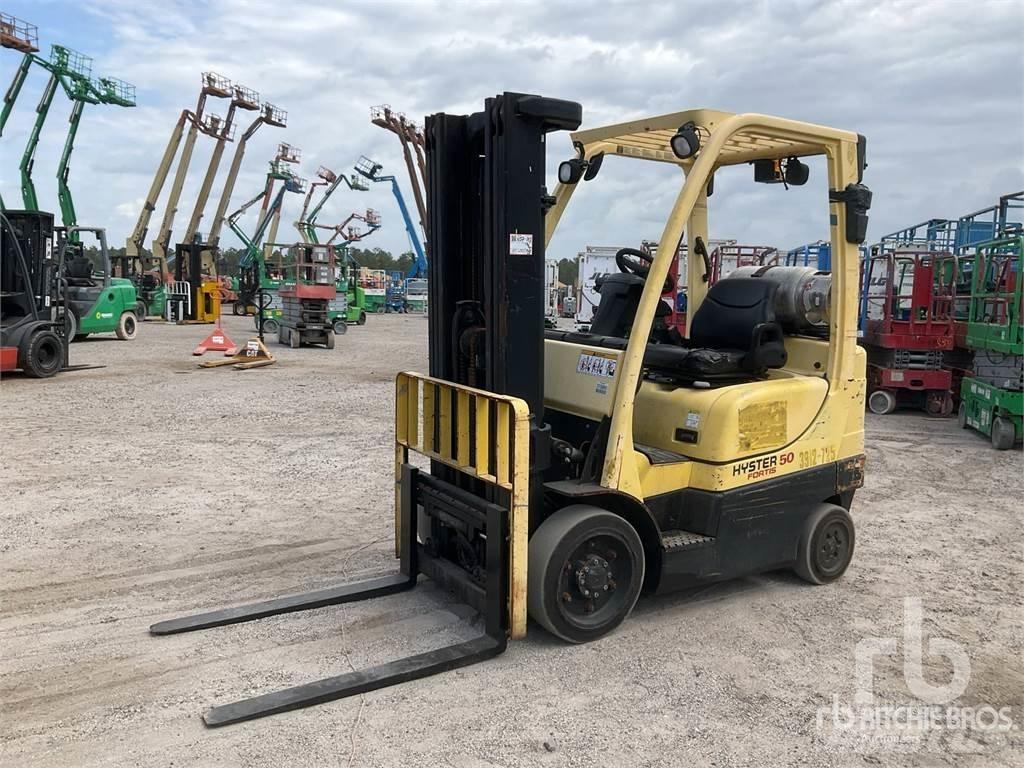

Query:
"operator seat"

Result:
[[66, 256, 94, 286], [589, 272, 677, 342], [644, 277, 788, 382]]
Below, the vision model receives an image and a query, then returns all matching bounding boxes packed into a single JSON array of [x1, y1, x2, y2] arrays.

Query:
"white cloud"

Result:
[[0, 0, 1020, 260]]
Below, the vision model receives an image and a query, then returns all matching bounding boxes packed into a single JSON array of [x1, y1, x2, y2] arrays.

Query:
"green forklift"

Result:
[[958, 232, 1023, 449], [57, 227, 140, 341]]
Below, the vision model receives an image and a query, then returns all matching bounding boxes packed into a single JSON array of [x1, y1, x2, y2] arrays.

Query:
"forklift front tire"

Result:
[[957, 401, 968, 429], [794, 504, 855, 585], [134, 301, 148, 321], [357, 311, 367, 326], [116, 311, 138, 341], [21, 329, 63, 378], [527, 505, 644, 644]]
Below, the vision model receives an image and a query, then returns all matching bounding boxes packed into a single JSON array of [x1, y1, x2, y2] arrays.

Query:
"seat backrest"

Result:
[[589, 272, 644, 337], [689, 277, 779, 349], [67, 256, 93, 280]]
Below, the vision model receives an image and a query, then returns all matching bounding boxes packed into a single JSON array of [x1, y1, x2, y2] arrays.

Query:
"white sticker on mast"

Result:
[[509, 233, 533, 256]]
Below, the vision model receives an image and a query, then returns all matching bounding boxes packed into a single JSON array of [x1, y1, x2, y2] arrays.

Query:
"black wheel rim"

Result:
[[39, 340, 58, 369], [556, 533, 635, 631], [815, 519, 850, 578]]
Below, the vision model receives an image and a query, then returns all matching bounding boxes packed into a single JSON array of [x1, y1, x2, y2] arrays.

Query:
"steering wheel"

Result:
[[615, 247, 676, 294]]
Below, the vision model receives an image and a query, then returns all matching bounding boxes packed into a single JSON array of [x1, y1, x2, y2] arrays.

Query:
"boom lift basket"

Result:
[[0, 13, 39, 53], [96, 76, 136, 107], [49, 44, 92, 79]]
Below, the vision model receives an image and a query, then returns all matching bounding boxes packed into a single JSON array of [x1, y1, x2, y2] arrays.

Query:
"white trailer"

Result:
[[544, 259, 559, 319]]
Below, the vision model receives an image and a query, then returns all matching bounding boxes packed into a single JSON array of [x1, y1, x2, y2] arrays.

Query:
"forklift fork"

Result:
[[150, 465, 509, 727]]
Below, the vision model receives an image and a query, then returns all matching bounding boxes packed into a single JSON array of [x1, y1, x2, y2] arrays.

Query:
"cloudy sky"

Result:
[[1, 0, 1021, 261]]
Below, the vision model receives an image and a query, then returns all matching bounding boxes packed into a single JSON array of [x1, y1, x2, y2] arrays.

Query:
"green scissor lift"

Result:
[[958, 232, 1023, 449]]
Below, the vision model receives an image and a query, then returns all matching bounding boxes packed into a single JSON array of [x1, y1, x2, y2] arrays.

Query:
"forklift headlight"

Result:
[[670, 122, 700, 159], [558, 158, 585, 185]]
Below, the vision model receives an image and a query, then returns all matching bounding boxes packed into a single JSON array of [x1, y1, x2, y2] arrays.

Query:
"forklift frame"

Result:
[[153, 101, 870, 725]]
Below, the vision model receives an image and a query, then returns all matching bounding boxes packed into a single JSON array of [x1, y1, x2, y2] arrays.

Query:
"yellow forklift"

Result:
[[153, 95, 870, 725]]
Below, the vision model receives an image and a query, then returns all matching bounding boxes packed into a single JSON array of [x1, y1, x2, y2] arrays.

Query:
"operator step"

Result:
[[660, 530, 716, 553]]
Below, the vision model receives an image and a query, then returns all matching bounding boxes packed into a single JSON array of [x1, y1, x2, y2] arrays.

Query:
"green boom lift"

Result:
[[0, 34, 92, 210], [226, 152, 306, 319], [57, 75, 136, 239]]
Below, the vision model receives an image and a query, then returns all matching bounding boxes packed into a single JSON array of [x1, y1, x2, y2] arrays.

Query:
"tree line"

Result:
[[76, 244, 417, 275]]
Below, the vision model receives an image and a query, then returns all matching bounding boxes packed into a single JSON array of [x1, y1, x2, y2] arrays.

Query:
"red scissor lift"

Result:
[[861, 250, 956, 415]]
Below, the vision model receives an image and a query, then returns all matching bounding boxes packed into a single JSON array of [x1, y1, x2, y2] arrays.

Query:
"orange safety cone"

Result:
[[193, 321, 237, 356]]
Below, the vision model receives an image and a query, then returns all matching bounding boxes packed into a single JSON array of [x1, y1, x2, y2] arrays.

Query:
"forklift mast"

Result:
[[425, 92, 582, 508]]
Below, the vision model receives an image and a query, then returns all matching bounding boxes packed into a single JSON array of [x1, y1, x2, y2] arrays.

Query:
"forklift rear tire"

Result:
[[263, 318, 279, 334], [991, 417, 1016, 451], [867, 389, 897, 415], [527, 505, 644, 644], [20, 329, 63, 378], [794, 504, 855, 585], [357, 311, 366, 326], [957, 401, 968, 429], [233, 301, 245, 316], [116, 311, 138, 341], [134, 301, 147, 321]]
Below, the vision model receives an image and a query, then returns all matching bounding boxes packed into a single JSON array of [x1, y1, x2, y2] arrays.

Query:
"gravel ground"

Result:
[[1, 314, 1021, 768]]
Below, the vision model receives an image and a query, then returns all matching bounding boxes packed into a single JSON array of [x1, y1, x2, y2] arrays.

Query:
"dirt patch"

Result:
[[1, 313, 1020, 767]]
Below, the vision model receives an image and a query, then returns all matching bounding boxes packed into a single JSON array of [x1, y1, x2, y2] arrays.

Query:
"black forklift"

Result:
[[0, 210, 65, 378]]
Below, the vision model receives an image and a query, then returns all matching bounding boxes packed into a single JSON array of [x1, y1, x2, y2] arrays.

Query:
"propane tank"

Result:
[[725, 265, 831, 333]]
